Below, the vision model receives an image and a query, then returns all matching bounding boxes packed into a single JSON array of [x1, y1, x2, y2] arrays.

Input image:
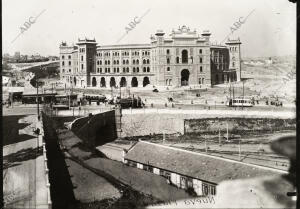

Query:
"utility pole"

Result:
[[205, 140, 207, 153], [232, 83, 235, 100], [37, 67, 40, 120], [226, 122, 229, 141], [242, 80, 244, 110], [239, 139, 241, 161], [218, 128, 221, 146]]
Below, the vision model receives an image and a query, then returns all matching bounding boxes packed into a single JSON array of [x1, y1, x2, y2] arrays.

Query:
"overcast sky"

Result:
[[2, 0, 296, 57]]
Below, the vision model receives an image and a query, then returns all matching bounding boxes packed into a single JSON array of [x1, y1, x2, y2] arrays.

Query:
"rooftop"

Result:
[[124, 141, 285, 184]]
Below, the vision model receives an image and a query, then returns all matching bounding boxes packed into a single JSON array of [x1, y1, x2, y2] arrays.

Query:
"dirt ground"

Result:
[[116, 129, 295, 171]]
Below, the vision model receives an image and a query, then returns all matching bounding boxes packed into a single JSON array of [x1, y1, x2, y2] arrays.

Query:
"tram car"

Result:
[[226, 97, 253, 107], [55, 94, 78, 107], [115, 97, 144, 108]]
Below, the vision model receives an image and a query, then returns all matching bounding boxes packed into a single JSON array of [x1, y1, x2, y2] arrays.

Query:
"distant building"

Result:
[[123, 141, 284, 196], [266, 57, 273, 65], [59, 25, 242, 88], [2, 76, 11, 86], [14, 51, 21, 61]]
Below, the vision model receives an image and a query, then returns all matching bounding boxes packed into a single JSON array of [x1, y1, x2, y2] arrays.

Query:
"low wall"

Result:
[[71, 110, 117, 147], [184, 118, 296, 135], [121, 114, 184, 137]]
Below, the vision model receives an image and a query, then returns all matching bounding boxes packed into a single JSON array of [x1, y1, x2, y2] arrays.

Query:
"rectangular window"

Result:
[[200, 66, 203, 72], [81, 56, 83, 61], [210, 185, 216, 195], [200, 57, 203, 63], [81, 64, 84, 70], [202, 183, 209, 196]]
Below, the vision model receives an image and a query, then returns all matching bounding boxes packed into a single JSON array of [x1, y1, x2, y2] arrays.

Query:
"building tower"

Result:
[[225, 38, 242, 82], [152, 30, 165, 86], [77, 38, 97, 87]]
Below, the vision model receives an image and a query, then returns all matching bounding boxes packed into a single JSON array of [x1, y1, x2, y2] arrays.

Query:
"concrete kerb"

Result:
[[38, 115, 52, 209]]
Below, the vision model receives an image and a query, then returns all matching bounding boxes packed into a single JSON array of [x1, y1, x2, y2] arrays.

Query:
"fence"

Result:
[[42, 104, 113, 117], [39, 115, 52, 209]]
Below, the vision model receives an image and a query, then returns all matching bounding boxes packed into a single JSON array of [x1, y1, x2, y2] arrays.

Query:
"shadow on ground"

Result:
[[3, 115, 35, 146]]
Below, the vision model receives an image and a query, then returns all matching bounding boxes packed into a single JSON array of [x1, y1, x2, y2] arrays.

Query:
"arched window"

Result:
[[199, 49, 202, 54], [117, 60, 119, 64], [200, 57, 203, 63], [182, 50, 188, 63], [133, 67, 136, 73], [123, 60, 125, 64], [200, 66, 203, 73], [108, 60, 110, 65], [147, 67, 150, 72], [126, 60, 129, 65], [62, 55, 65, 59], [100, 60, 102, 65], [126, 67, 129, 73], [143, 67, 146, 72], [166, 49, 170, 54], [167, 58, 170, 64], [143, 59, 146, 64], [167, 67, 170, 71], [62, 61, 65, 66], [123, 68, 126, 73], [137, 59, 139, 64], [147, 59, 150, 64], [136, 67, 139, 72], [133, 60, 135, 64]]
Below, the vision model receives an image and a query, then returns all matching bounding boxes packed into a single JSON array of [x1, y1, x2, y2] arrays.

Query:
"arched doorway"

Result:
[[143, 77, 150, 87], [100, 77, 106, 87], [120, 77, 127, 87], [74, 77, 77, 86], [181, 69, 190, 86], [131, 77, 138, 87], [92, 77, 97, 87], [182, 50, 188, 63], [110, 77, 116, 87]]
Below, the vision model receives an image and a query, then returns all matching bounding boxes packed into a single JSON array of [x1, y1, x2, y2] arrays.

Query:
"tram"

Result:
[[226, 97, 253, 107]]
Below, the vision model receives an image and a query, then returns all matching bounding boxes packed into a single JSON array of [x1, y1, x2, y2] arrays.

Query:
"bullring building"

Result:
[[59, 25, 242, 88]]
